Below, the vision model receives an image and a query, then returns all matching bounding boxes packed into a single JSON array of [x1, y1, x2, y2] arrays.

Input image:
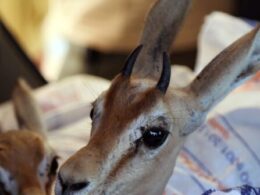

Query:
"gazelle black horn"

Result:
[[121, 45, 143, 77], [156, 52, 171, 94]]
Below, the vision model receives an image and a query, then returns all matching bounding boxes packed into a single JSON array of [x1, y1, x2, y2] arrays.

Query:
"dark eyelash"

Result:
[[134, 137, 143, 152]]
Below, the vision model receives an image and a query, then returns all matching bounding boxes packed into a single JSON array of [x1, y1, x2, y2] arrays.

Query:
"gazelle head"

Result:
[[56, 0, 260, 194], [0, 79, 58, 195]]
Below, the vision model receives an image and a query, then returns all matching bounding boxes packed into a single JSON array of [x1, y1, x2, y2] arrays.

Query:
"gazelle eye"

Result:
[[49, 157, 59, 175], [142, 127, 169, 149]]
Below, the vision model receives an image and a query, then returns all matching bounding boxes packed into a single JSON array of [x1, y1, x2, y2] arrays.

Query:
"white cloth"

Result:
[[165, 12, 260, 195]]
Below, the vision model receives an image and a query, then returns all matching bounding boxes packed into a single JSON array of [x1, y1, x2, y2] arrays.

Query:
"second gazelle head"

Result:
[[0, 80, 58, 195]]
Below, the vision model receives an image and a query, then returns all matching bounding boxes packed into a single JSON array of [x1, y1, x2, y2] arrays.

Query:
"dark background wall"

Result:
[[0, 22, 47, 103], [237, 0, 260, 20]]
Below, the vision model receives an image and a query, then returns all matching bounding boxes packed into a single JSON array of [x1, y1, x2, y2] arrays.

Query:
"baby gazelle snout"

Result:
[[21, 187, 45, 195]]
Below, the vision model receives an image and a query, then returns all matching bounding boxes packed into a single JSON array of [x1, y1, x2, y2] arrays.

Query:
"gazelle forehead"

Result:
[[94, 76, 158, 112], [88, 76, 167, 152], [105, 75, 160, 106], [88, 74, 171, 137]]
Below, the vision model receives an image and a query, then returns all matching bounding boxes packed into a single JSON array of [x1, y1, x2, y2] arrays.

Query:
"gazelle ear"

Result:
[[133, 0, 191, 80], [189, 26, 260, 113], [12, 79, 47, 137]]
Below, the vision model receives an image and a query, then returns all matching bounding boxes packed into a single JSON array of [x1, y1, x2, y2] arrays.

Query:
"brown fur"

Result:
[[60, 75, 162, 178], [0, 131, 47, 194], [101, 75, 161, 133], [91, 76, 161, 155]]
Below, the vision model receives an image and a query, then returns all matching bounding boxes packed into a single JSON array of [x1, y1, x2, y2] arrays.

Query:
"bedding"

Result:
[[165, 12, 260, 195]]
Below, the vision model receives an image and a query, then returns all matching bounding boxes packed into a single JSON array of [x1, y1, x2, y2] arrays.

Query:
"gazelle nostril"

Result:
[[70, 181, 90, 192]]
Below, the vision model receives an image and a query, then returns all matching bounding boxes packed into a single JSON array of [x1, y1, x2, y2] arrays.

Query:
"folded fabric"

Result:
[[203, 185, 260, 195], [164, 12, 260, 195]]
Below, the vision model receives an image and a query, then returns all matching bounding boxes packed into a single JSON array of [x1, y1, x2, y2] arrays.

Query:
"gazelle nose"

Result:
[[58, 174, 90, 194]]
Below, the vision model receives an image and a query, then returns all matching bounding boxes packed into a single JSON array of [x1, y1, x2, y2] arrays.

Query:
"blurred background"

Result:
[[0, 0, 260, 101]]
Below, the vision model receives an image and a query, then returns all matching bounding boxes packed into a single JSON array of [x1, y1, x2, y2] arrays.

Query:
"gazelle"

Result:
[[0, 79, 58, 195], [56, 0, 260, 194]]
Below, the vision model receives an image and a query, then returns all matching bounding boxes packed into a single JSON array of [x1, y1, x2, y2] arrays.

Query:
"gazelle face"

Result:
[[56, 50, 201, 195], [0, 131, 58, 195]]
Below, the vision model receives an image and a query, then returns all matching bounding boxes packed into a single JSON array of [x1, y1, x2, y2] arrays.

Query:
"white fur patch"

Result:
[[0, 167, 18, 195], [38, 155, 49, 187]]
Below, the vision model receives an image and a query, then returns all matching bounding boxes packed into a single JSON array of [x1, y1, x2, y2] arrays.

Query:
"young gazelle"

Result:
[[56, 0, 260, 194], [0, 79, 58, 195]]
